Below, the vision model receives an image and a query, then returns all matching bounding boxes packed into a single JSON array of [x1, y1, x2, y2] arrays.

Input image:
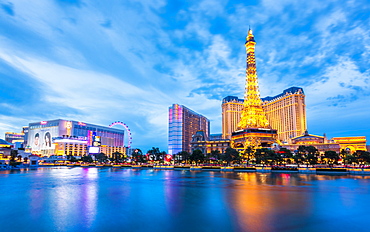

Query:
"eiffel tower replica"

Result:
[[231, 29, 278, 151]]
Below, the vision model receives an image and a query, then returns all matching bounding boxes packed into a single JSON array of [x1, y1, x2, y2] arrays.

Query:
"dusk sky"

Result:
[[0, 0, 369, 152]]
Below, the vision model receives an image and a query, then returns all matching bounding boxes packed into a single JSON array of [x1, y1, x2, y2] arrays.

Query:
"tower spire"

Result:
[[238, 29, 269, 129]]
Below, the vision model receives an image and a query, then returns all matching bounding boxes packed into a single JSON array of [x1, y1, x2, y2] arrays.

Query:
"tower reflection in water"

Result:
[[223, 172, 370, 231]]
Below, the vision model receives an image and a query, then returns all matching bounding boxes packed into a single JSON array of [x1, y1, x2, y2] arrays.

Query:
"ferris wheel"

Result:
[[108, 121, 132, 148]]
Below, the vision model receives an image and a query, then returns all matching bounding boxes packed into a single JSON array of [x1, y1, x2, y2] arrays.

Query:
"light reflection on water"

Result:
[[1, 168, 370, 232]]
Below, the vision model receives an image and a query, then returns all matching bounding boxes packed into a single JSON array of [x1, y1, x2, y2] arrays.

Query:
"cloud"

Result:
[[0, 0, 369, 151], [306, 57, 370, 106]]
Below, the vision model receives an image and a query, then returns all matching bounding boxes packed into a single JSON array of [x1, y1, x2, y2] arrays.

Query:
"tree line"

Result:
[[62, 145, 370, 165]]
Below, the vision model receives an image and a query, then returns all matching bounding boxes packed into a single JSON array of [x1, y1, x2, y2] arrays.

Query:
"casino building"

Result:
[[280, 131, 367, 154], [222, 87, 307, 143], [26, 119, 125, 157], [168, 104, 210, 155], [190, 131, 230, 154], [5, 131, 25, 149]]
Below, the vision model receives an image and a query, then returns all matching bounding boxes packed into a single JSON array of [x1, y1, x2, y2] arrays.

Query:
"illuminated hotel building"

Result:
[[262, 87, 306, 143], [168, 104, 210, 155], [5, 132, 25, 144], [281, 131, 367, 154], [190, 131, 230, 154], [222, 96, 244, 140], [26, 119, 125, 157], [222, 87, 307, 143], [5, 131, 25, 149], [332, 136, 367, 152]]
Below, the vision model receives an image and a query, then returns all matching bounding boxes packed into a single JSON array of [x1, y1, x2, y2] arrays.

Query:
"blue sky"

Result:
[[0, 0, 369, 152]]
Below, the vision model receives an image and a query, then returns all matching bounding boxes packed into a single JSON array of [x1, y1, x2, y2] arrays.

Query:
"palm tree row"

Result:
[[65, 145, 370, 165]]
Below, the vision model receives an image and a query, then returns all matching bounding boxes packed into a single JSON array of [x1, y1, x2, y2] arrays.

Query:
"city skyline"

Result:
[[0, 0, 369, 151]]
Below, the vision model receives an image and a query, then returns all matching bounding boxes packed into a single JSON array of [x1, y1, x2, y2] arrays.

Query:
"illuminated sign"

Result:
[[78, 122, 86, 126], [40, 121, 47, 125], [165, 154, 172, 162], [93, 135, 101, 147], [66, 121, 72, 136], [53, 138, 87, 144], [66, 121, 72, 129], [89, 147, 100, 154], [88, 131, 93, 146]]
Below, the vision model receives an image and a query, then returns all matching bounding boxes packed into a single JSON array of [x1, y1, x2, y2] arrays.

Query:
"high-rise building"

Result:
[[262, 87, 307, 142], [222, 87, 307, 143], [168, 104, 210, 155], [222, 96, 243, 140], [230, 29, 277, 150]]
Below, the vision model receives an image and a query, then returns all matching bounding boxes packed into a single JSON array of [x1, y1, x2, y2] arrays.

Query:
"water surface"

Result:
[[1, 167, 369, 232]]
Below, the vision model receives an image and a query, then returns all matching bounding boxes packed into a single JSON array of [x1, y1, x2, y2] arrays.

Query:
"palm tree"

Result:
[[323, 151, 339, 164], [147, 147, 161, 161], [112, 151, 123, 163], [175, 151, 190, 164], [243, 146, 255, 165], [190, 149, 205, 165], [222, 147, 240, 166], [210, 150, 221, 163], [95, 152, 108, 163]]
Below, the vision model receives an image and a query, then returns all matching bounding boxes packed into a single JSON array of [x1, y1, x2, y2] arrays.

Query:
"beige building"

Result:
[[222, 96, 244, 140], [222, 87, 307, 143], [332, 136, 367, 153], [281, 131, 340, 153], [281, 132, 367, 154], [190, 131, 230, 154], [262, 87, 306, 143]]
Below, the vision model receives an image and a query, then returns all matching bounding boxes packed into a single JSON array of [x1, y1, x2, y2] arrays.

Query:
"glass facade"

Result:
[[168, 104, 210, 155]]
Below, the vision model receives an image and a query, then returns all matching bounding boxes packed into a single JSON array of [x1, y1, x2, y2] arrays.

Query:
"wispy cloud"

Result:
[[0, 0, 369, 150]]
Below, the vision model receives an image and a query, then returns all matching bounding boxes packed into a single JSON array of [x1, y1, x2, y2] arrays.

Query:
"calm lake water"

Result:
[[0, 167, 369, 232]]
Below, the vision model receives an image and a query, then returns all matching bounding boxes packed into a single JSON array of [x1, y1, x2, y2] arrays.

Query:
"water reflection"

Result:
[[223, 172, 370, 231], [1, 168, 370, 232]]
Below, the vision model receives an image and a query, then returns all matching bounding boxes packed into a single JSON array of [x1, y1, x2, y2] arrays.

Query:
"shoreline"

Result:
[[2, 164, 370, 176]]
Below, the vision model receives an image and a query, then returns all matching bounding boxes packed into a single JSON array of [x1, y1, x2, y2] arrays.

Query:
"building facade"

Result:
[[222, 96, 244, 140], [222, 87, 307, 143], [332, 136, 367, 153], [26, 119, 125, 157], [190, 131, 230, 154], [5, 132, 25, 144], [168, 104, 210, 155], [280, 131, 367, 154], [5, 132, 25, 149], [281, 131, 340, 153], [262, 87, 307, 143]]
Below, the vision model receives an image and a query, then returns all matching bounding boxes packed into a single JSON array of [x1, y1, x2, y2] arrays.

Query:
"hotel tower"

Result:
[[222, 87, 307, 143], [168, 104, 210, 155]]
